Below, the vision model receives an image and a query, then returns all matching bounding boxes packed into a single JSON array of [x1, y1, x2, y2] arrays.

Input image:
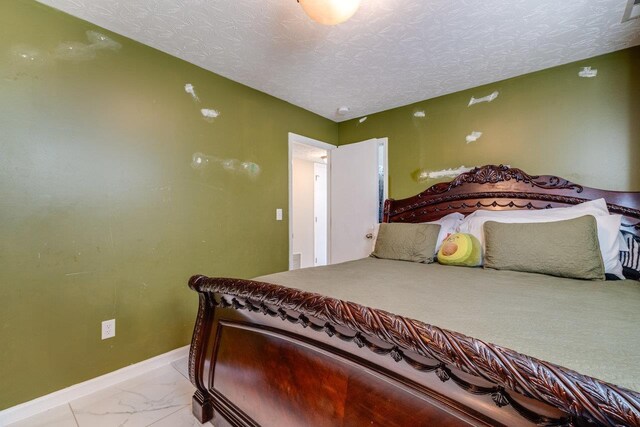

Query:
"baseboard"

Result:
[[0, 345, 189, 426]]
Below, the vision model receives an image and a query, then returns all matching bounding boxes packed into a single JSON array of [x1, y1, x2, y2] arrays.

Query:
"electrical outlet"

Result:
[[276, 209, 283, 221], [101, 319, 115, 340]]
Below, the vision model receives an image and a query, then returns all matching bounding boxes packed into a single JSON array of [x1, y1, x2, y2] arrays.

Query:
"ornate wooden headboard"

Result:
[[384, 164, 640, 279], [383, 164, 640, 238]]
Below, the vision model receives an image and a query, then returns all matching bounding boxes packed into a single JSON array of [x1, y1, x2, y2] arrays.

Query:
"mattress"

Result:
[[256, 257, 640, 391]]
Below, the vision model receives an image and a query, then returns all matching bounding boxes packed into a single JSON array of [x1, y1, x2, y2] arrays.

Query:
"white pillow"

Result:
[[461, 199, 610, 246], [595, 214, 624, 279], [470, 199, 628, 251], [471, 198, 610, 219], [459, 200, 625, 279], [424, 212, 464, 253]]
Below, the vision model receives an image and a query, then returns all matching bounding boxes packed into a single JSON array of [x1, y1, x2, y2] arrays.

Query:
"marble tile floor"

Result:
[[8, 357, 206, 427]]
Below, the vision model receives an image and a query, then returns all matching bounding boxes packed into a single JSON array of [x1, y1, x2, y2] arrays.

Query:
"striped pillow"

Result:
[[620, 230, 640, 280]]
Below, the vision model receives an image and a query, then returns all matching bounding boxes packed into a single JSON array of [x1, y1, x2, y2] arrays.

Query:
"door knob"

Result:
[[365, 233, 374, 239]]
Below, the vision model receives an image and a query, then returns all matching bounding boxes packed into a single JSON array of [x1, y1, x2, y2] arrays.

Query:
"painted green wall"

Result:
[[2, 0, 639, 411], [0, 1, 337, 409], [339, 46, 640, 199]]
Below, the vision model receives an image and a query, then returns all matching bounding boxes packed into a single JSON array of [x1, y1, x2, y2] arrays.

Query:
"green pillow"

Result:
[[372, 223, 441, 263], [483, 215, 605, 280], [437, 233, 482, 267]]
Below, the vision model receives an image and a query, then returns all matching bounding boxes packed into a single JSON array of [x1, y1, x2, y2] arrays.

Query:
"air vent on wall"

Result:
[[622, 0, 640, 22]]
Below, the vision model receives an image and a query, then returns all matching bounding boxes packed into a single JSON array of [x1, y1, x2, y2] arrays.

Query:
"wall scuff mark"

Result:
[[413, 110, 426, 118], [468, 91, 499, 106], [85, 31, 121, 51], [578, 66, 598, 78], [53, 31, 121, 62], [412, 165, 474, 183], [53, 41, 96, 61], [10, 44, 45, 65], [465, 131, 483, 144], [200, 108, 220, 122], [240, 161, 261, 177], [11, 30, 121, 66], [65, 271, 91, 277], [191, 152, 260, 178], [184, 83, 199, 101]]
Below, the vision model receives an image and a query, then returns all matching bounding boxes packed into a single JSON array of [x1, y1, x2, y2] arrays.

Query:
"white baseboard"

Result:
[[0, 345, 189, 426]]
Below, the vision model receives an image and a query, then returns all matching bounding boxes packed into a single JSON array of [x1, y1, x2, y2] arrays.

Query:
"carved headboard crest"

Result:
[[424, 164, 583, 196], [384, 164, 640, 234]]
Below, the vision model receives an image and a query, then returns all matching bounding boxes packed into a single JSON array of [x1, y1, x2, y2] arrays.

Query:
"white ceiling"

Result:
[[292, 142, 327, 163], [37, 0, 640, 122]]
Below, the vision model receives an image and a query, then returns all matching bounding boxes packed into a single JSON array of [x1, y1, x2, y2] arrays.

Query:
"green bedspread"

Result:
[[256, 258, 640, 391]]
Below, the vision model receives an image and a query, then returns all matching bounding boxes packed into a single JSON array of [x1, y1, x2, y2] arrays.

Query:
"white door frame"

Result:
[[288, 132, 337, 270], [313, 162, 328, 266], [379, 137, 389, 205], [328, 137, 389, 264]]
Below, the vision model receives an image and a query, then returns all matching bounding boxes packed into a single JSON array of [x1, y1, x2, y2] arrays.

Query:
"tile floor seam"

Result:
[[69, 403, 80, 427], [8, 359, 197, 427], [144, 404, 191, 427], [171, 363, 191, 382]]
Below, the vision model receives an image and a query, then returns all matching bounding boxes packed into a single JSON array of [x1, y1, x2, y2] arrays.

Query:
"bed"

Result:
[[187, 165, 640, 427]]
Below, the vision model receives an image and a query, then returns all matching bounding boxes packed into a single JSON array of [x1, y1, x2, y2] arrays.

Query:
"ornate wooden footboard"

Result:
[[188, 165, 640, 426], [188, 276, 640, 427]]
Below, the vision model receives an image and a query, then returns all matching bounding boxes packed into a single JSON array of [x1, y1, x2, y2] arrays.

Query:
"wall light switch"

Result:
[[276, 209, 283, 221], [102, 319, 115, 340]]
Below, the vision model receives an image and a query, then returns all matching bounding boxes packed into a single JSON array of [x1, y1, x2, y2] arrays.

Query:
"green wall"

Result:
[[2, 0, 639, 412], [0, 1, 337, 409], [339, 46, 640, 199]]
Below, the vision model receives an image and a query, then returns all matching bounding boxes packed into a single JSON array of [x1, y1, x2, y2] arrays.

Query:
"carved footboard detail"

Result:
[[189, 275, 640, 427], [188, 289, 215, 423]]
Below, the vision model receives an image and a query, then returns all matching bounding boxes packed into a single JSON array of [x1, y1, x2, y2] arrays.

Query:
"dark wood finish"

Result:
[[384, 165, 640, 239], [189, 277, 639, 427], [192, 390, 213, 424], [212, 321, 480, 426], [189, 165, 640, 426]]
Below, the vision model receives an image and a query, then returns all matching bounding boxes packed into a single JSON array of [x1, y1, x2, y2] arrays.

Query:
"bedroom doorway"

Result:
[[289, 133, 336, 270], [288, 133, 388, 270], [329, 138, 388, 264]]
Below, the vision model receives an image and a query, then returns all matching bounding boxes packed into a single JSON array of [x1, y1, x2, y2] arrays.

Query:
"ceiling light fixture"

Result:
[[297, 0, 361, 25]]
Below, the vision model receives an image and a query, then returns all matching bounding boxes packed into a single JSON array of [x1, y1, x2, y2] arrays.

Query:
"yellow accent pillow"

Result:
[[437, 233, 482, 267]]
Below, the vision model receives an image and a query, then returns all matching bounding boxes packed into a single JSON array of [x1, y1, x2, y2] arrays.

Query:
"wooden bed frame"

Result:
[[188, 165, 640, 427]]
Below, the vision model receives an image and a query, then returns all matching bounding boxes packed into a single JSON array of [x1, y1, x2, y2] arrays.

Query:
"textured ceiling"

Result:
[[37, 0, 640, 121], [292, 142, 327, 163]]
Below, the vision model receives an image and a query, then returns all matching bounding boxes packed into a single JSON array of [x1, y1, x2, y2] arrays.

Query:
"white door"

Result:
[[330, 139, 384, 264], [314, 163, 328, 266]]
